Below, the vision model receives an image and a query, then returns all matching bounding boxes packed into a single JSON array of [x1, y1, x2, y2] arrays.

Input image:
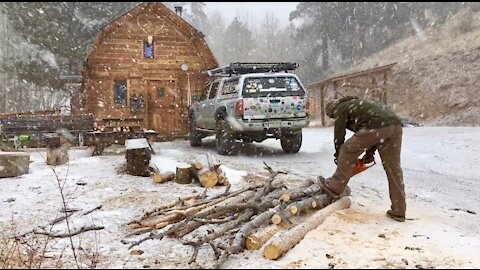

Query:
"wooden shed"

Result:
[[74, 2, 218, 137], [307, 63, 397, 126]]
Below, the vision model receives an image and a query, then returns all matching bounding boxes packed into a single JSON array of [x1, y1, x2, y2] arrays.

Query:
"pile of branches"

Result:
[[125, 162, 348, 268]]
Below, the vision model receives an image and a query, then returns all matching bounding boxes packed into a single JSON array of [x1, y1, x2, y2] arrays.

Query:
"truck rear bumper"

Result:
[[229, 117, 309, 132]]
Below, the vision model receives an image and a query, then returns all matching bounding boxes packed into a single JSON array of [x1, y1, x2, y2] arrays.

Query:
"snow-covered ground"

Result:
[[1, 127, 479, 268]]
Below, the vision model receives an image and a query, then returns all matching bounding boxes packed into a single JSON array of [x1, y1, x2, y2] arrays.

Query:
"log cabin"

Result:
[[75, 2, 218, 137]]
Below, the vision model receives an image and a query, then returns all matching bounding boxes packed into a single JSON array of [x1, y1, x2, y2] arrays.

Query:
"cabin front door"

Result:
[[147, 80, 181, 136]]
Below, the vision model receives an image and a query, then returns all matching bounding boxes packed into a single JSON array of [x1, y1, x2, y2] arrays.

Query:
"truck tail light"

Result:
[[306, 97, 310, 115], [235, 99, 244, 118]]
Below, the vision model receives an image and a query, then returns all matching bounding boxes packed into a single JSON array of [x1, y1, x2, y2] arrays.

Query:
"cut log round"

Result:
[[246, 225, 280, 251], [191, 166, 219, 187], [280, 193, 291, 202], [199, 171, 218, 187], [0, 152, 30, 178], [153, 171, 175, 184], [264, 197, 351, 260], [175, 163, 193, 184], [290, 205, 298, 215], [271, 214, 282, 225]]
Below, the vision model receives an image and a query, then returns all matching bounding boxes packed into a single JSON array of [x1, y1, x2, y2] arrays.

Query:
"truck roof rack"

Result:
[[205, 62, 298, 77]]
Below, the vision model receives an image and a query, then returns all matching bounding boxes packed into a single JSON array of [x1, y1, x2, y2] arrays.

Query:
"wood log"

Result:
[[175, 163, 193, 184], [206, 152, 221, 171], [138, 213, 183, 228], [246, 225, 281, 251], [153, 171, 175, 184], [137, 194, 201, 221], [189, 161, 204, 171], [216, 167, 229, 186], [279, 193, 291, 203], [172, 190, 255, 238], [0, 152, 30, 178], [264, 197, 351, 260], [229, 205, 282, 254], [271, 194, 331, 225], [262, 180, 314, 202], [191, 167, 218, 187]]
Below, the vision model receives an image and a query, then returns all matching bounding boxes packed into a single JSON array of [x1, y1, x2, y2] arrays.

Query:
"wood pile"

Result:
[[151, 153, 230, 188], [126, 163, 351, 268]]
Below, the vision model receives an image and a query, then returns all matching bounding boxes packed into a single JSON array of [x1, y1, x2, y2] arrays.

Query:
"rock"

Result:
[[325, 254, 334, 259], [378, 233, 386, 238], [0, 152, 30, 178], [130, 250, 144, 255], [4, 198, 16, 203], [76, 181, 87, 186]]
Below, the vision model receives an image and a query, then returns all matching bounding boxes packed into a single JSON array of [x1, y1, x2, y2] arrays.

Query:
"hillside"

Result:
[[333, 8, 480, 126]]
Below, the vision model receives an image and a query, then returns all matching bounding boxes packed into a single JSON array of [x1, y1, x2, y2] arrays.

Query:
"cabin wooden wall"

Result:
[[81, 3, 217, 136]]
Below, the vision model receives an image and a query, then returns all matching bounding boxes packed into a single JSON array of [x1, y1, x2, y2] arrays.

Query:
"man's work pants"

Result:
[[326, 125, 406, 217]]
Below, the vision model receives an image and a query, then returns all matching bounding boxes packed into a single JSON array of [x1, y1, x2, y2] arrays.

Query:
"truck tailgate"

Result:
[[243, 96, 307, 120]]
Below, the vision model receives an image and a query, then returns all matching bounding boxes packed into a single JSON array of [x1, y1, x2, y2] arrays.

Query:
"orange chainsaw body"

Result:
[[353, 159, 376, 175]]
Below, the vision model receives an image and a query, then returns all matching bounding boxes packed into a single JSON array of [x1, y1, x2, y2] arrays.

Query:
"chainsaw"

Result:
[[353, 158, 376, 176]]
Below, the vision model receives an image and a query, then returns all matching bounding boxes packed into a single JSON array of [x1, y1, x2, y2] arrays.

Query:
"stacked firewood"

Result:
[[126, 163, 351, 268], [152, 153, 230, 187]]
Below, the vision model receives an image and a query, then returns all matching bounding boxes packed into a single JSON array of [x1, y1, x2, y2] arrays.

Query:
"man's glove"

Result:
[[362, 146, 377, 164], [362, 153, 375, 164]]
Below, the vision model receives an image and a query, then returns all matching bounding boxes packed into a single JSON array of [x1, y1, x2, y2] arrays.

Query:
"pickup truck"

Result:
[[189, 63, 310, 155]]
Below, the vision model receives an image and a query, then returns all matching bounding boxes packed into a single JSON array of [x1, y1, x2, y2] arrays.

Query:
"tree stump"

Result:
[[125, 139, 152, 177], [45, 135, 69, 166], [0, 152, 30, 178], [175, 163, 193, 184]]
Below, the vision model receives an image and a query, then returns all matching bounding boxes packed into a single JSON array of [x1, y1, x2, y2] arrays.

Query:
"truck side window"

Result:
[[221, 81, 231, 95], [221, 79, 239, 95], [199, 83, 211, 101], [209, 82, 220, 99]]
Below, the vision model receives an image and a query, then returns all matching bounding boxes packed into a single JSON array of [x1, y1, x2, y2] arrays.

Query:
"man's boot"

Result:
[[386, 210, 406, 222], [317, 176, 341, 200]]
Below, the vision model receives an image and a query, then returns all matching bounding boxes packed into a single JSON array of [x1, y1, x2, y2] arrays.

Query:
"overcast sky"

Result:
[[204, 2, 299, 27]]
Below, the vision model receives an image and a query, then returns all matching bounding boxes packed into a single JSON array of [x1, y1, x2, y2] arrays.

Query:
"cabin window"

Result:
[[114, 80, 127, 106], [144, 40, 154, 58], [157, 87, 165, 98]]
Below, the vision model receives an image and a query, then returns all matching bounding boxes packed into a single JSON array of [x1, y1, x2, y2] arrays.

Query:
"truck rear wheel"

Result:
[[189, 116, 202, 147], [216, 119, 237, 155], [281, 131, 302, 154]]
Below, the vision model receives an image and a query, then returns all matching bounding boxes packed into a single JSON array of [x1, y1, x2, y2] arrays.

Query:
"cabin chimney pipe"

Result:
[[175, 6, 183, 17]]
